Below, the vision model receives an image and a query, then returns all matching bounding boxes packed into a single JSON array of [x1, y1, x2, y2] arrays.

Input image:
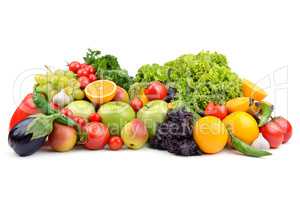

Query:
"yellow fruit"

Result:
[[226, 97, 253, 113], [242, 79, 267, 101], [85, 80, 117, 105], [193, 116, 228, 154], [139, 92, 149, 105], [223, 111, 259, 145]]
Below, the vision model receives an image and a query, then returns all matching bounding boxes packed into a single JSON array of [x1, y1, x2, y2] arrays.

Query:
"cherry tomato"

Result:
[[109, 136, 123, 150], [68, 61, 81, 73], [77, 117, 86, 128], [130, 97, 143, 112], [50, 102, 60, 110], [89, 113, 101, 122], [204, 102, 228, 120], [60, 108, 73, 118], [84, 122, 110, 150], [144, 81, 168, 100], [79, 76, 90, 88], [80, 63, 89, 69], [72, 116, 86, 127], [88, 74, 97, 82], [85, 65, 96, 74], [77, 68, 89, 77], [72, 116, 80, 123]]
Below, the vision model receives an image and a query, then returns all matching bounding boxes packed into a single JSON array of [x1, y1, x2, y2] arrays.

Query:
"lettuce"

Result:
[[133, 51, 242, 114]]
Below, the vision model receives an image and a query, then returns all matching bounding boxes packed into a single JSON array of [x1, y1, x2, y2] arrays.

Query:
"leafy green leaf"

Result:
[[26, 113, 61, 140]]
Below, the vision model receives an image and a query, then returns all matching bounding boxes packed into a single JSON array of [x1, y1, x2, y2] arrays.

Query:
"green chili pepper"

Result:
[[227, 128, 272, 157], [258, 102, 273, 127]]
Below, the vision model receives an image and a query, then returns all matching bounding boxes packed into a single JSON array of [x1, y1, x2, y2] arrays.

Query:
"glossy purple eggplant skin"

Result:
[[8, 118, 46, 157]]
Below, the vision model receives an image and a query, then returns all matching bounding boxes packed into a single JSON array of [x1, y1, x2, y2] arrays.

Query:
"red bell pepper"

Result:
[[9, 93, 40, 130]]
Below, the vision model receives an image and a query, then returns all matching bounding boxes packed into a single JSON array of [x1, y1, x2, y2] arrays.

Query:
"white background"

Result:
[[0, 0, 299, 200]]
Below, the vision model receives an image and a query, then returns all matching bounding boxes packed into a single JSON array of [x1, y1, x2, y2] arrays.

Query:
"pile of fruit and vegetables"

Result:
[[8, 49, 293, 157]]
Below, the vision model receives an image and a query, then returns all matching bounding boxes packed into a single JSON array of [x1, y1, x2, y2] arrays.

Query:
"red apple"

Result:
[[121, 119, 148, 149], [48, 123, 77, 152], [113, 86, 129, 103]]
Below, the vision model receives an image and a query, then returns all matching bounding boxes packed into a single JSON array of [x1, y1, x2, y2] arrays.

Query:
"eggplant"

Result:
[[8, 117, 46, 157]]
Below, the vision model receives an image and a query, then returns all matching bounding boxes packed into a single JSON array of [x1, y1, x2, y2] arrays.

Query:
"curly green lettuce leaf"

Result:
[[134, 51, 242, 113]]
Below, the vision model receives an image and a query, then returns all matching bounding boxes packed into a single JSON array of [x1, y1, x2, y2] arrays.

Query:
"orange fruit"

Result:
[[193, 116, 228, 154], [223, 111, 259, 145], [85, 80, 117, 105], [242, 79, 267, 101], [225, 97, 253, 113]]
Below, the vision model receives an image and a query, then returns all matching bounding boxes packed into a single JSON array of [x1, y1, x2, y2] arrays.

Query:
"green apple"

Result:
[[66, 100, 95, 120], [98, 101, 135, 136], [137, 100, 168, 138]]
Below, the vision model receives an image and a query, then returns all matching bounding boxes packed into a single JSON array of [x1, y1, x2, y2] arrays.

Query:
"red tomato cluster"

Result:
[[60, 108, 86, 128], [68, 61, 97, 89]]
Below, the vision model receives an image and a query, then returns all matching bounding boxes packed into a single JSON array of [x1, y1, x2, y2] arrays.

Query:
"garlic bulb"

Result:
[[251, 134, 270, 150], [52, 89, 72, 107]]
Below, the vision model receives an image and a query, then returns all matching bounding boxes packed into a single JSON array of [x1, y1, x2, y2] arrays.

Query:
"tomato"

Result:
[[60, 108, 73, 118], [204, 102, 228, 120], [109, 136, 123, 150], [72, 116, 86, 128], [273, 117, 292, 143], [85, 65, 96, 74], [78, 76, 90, 88], [89, 113, 101, 122], [260, 116, 292, 147], [88, 74, 97, 82], [50, 102, 60, 110], [77, 117, 86, 128], [130, 97, 143, 112], [84, 122, 110, 150], [9, 93, 39, 130], [68, 61, 81, 73], [80, 63, 89, 69], [77, 68, 89, 77], [144, 81, 168, 101]]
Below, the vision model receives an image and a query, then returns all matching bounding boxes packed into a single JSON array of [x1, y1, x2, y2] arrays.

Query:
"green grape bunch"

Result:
[[34, 68, 84, 101]]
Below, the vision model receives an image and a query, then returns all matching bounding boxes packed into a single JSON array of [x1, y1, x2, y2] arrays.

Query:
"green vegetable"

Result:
[[83, 49, 133, 90], [84, 49, 120, 71], [100, 69, 133, 91], [258, 102, 273, 127], [228, 128, 272, 157], [33, 87, 56, 115], [33, 88, 78, 127], [27, 113, 61, 140], [134, 51, 242, 115]]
